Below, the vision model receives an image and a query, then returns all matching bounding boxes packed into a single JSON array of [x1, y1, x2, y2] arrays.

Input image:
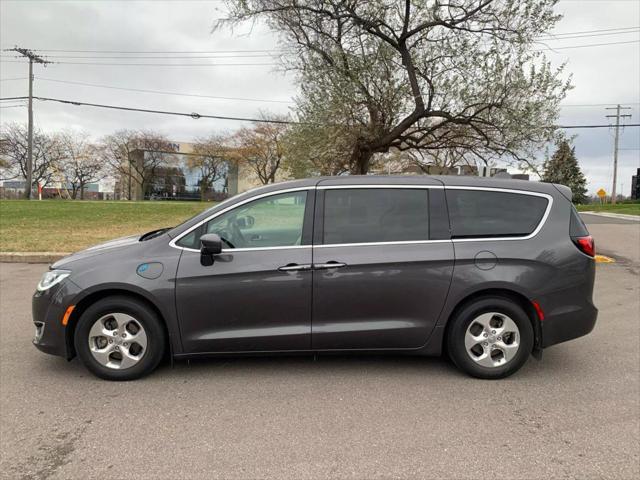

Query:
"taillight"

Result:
[[572, 235, 595, 257]]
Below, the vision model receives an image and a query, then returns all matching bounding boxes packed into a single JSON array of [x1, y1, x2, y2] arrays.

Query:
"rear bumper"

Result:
[[540, 301, 598, 348]]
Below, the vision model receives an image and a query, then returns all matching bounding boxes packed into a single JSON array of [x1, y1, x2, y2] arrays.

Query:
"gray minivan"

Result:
[[33, 176, 597, 380]]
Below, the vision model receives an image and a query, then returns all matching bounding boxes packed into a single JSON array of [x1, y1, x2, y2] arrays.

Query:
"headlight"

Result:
[[36, 270, 71, 292]]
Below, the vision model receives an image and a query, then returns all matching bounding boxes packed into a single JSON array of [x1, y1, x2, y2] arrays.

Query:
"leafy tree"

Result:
[[190, 135, 228, 201], [541, 140, 587, 204], [219, 0, 570, 174]]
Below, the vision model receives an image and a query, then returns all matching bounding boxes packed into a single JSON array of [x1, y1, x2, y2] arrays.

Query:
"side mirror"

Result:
[[200, 233, 223, 256]]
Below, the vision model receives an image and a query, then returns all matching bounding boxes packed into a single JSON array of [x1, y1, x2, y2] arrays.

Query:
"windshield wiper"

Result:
[[140, 227, 172, 241]]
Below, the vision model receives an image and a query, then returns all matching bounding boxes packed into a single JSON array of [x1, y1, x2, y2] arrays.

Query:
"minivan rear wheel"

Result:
[[447, 297, 533, 379], [74, 296, 166, 381]]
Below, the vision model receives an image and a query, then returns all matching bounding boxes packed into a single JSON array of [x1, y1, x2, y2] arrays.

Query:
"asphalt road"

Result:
[[1, 214, 638, 479]]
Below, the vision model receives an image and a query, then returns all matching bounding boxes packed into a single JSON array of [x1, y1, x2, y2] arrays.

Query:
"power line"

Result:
[[1, 37, 636, 67], [34, 77, 294, 104], [29, 48, 285, 54], [20, 26, 638, 54], [0, 77, 28, 82], [31, 76, 637, 109], [28, 54, 279, 59], [3, 95, 639, 129], [10, 75, 639, 109], [544, 26, 639, 36], [3, 39, 637, 66], [0, 60, 280, 67], [29, 96, 297, 124], [561, 102, 640, 107], [537, 28, 639, 41], [560, 123, 639, 128], [27, 31, 638, 59], [534, 39, 640, 51]]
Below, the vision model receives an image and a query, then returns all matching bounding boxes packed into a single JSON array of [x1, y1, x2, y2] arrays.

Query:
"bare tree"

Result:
[[190, 135, 228, 201], [59, 131, 103, 199], [231, 114, 289, 185], [0, 123, 63, 195], [100, 130, 172, 200], [220, 0, 570, 174]]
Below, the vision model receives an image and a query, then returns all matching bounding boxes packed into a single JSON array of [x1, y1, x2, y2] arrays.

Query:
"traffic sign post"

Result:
[[597, 188, 607, 204]]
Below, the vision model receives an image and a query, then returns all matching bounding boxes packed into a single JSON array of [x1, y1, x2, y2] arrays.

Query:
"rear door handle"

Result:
[[277, 263, 312, 272], [314, 261, 347, 270]]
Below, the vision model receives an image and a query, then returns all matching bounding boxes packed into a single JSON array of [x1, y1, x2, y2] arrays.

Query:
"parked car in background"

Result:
[[33, 175, 597, 380]]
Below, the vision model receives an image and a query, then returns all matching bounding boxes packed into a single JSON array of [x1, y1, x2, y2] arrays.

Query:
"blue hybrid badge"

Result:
[[136, 262, 163, 279]]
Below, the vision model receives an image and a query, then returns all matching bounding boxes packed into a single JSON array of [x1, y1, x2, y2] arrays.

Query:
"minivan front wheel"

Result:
[[74, 296, 166, 381], [447, 297, 533, 379]]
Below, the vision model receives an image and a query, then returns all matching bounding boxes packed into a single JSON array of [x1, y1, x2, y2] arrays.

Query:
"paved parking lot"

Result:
[[1, 215, 638, 479]]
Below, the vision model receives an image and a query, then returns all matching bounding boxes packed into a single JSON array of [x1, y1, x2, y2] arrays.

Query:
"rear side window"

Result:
[[323, 188, 429, 244], [446, 189, 548, 238], [569, 205, 589, 237]]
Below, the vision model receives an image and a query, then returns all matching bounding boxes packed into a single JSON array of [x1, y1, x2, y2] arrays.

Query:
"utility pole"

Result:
[[5, 47, 51, 199], [605, 104, 632, 204]]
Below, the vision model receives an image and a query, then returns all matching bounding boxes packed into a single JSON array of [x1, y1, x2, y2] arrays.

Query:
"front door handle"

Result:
[[314, 261, 347, 270], [277, 263, 312, 272]]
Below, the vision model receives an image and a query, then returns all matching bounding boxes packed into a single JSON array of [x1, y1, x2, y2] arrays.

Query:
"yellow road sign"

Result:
[[597, 188, 607, 198]]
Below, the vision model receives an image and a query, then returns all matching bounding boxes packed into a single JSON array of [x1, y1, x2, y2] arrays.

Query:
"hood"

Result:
[[52, 234, 141, 269]]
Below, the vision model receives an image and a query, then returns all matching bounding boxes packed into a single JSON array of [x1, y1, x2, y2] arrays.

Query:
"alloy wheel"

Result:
[[464, 312, 520, 368], [88, 313, 148, 369]]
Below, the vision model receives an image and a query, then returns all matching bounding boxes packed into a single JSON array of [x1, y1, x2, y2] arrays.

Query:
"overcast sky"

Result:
[[1, 0, 639, 195]]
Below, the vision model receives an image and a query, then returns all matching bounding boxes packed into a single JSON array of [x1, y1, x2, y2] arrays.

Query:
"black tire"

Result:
[[74, 296, 166, 381], [446, 296, 534, 379]]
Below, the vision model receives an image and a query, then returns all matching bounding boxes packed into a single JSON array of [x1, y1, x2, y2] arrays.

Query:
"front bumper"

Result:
[[32, 279, 82, 358]]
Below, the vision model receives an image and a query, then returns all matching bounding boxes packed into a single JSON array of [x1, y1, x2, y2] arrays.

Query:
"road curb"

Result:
[[0, 252, 69, 264], [580, 211, 640, 221]]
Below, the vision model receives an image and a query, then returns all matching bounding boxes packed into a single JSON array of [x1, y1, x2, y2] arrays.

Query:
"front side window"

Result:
[[177, 190, 307, 249], [446, 190, 548, 238], [323, 188, 429, 245]]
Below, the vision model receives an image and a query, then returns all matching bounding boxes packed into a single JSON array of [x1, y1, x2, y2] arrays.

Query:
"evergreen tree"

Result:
[[542, 141, 588, 204]]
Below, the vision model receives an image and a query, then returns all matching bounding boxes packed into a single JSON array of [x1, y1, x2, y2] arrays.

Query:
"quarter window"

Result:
[[177, 191, 307, 249], [446, 190, 548, 238], [323, 188, 430, 245]]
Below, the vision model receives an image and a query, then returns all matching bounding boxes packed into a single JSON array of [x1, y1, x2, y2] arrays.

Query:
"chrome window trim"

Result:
[[317, 184, 443, 190], [170, 183, 554, 253], [169, 186, 313, 252], [315, 239, 450, 249]]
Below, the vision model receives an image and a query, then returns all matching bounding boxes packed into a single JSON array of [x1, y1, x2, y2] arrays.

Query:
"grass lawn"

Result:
[[576, 203, 640, 216], [0, 200, 214, 252]]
